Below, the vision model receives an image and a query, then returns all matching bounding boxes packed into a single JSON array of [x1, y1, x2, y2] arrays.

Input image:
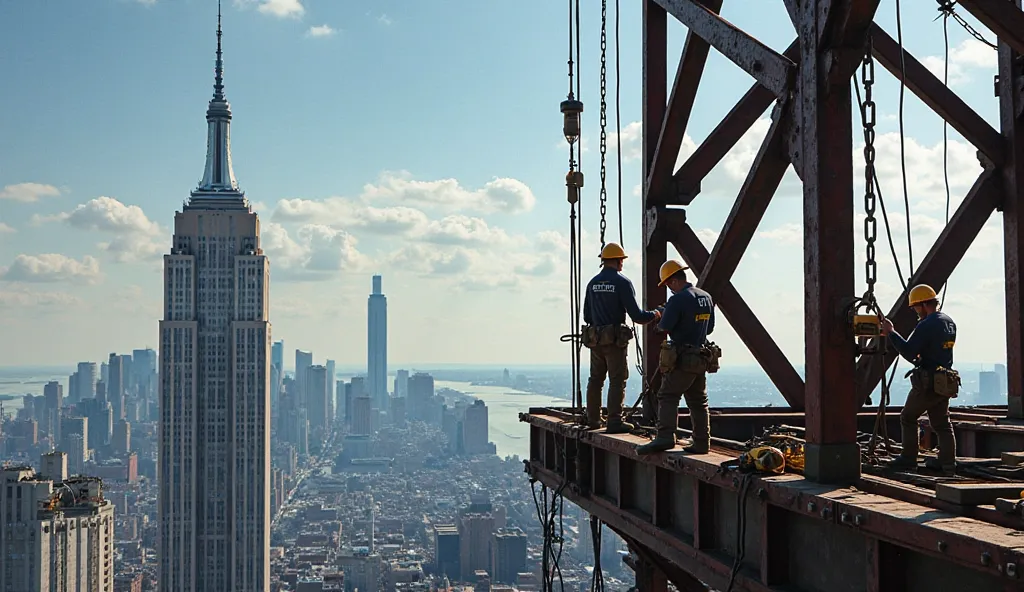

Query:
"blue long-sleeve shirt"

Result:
[[888, 311, 956, 370], [583, 267, 656, 326], [658, 282, 715, 347]]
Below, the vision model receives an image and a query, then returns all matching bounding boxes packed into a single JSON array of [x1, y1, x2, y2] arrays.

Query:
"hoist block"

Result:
[[852, 314, 881, 338]]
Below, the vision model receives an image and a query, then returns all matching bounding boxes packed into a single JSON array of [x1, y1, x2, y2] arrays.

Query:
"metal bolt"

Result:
[[807, 502, 816, 512], [841, 511, 851, 523], [1007, 563, 1017, 578], [982, 552, 992, 566], [854, 514, 865, 526], [756, 488, 767, 500], [752, 61, 763, 73], [938, 541, 948, 552], [821, 507, 831, 519]]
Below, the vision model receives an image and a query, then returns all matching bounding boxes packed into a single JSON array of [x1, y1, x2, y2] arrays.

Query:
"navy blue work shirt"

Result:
[[888, 311, 956, 370], [659, 282, 715, 347], [583, 267, 657, 326]]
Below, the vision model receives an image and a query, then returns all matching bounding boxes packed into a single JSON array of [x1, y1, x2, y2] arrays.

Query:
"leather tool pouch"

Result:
[[676, 344, 707, 374], [658, 341, 678, 374], [581, 325, 599, 349], [597, 325, 619, 346], [933, 367, 961, 398], [703, 342, 722, 374], [615, 324, 633, 348]]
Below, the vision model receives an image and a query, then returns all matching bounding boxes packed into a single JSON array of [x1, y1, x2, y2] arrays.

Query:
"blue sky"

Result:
[[0, 0, 1008, 371]]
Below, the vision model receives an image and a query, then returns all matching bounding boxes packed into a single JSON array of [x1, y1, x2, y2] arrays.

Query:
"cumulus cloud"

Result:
[[262, 222, 369, 279], [377, 14, 393, 25], [275, 198, 429, 234], [921, 37, 997, 86], [0, 222, 14, 234], [385, 244, 477, 276], [306, 24, 335, 38], [254, 0, 304, 18], [362, 171, 536, 214], [0, 182, 61, 202], [40, 196, 165, 263], [758, 223, 802, 246], [420, 215, 512, 246], [0, 254, 101, 284]]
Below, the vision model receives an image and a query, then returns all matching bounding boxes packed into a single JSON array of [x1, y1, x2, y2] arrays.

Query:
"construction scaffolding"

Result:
[[524, 1, 1024, 590]]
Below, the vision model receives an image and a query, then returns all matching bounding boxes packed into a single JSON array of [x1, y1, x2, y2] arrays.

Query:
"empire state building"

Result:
[[159, 6, 271, 591]]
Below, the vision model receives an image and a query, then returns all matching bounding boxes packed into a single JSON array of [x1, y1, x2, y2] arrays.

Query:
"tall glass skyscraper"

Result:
[[368, 275, 388, 409]]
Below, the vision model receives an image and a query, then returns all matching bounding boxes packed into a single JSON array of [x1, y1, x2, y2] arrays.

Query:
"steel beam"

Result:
[[646, 0, 722, 202], [698, 100, 791, 296], [798, 0, 867, 484], [661, 211, 806, 409], [672, 39, 800, 205], [855, 171, 1001, 403], [642, 0, 669, 390], [957, 0, 1024, 57], [651, 0, 796, 97], [998, 4, 1024, 418], [870, 23, 1005, 166], [525, 415, 1024, 592]]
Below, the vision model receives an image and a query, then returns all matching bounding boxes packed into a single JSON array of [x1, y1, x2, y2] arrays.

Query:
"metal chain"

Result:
[[598, 0, 608, 248], [861, 37, 878, 301]]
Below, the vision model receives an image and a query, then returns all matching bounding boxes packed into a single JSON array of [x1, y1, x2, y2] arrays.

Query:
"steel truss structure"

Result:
[[525, 0, 1024, 590]]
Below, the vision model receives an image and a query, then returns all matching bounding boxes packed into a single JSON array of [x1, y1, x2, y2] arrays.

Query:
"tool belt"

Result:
[[659, 341, 721, 374], [581, 324, 633, 349], [906, 366, 961, 398]]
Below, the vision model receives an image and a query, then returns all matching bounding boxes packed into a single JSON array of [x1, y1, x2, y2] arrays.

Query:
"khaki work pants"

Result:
[[654, 368, 709, 449], [900, 376, 956, 464], [586, 344, 629, 425]]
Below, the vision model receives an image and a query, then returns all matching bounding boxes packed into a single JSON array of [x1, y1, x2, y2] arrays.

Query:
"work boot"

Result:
[[924, 457, 956, 473], [636, 435, 676, 455], [605, 419, 635, 435], [685, 407, 711, 454]]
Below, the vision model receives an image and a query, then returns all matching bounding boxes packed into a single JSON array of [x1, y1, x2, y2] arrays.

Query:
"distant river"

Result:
[[435, 381, 563, 460]]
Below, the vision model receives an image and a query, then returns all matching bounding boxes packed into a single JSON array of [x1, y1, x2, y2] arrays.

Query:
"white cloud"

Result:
[[274, 198, 429, 234], [41, 196, 165, 263], [385, 244, 476, 276], [758, 223, 802, 245], [262, 222, 370, 279], [0, 182, 61, 202], [0, 222, 14, 234], [306, 24, 335, 38], [695, 228, 720, 250], [0, 254, 101, 284], [0, 287, 82, 309], [921, 38, 997, 86], [257, 0, 304, 18], [420, 215, 512, 246], [378, 14, 393, 25], [362, 171, 536, 214]]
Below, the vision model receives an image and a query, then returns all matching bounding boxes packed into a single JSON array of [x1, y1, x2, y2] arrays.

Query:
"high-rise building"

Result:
[[459, 512, 496, 580], [434, 525, 460, 581], [295, 349, 313, 407], [43, 380, 63, 443], [159, 8, 271, 590], [352, 396, 373, 436], [108, 353, 125, 421], [74, 362, 97, 402], [0, 468, 114, 592], [463, 400, 490, 455], [307, 365, 330, 435], [326, 359, 336, 424], [980, 371, 1000, 401], [394, 369, 409, 398], [491, 527, 528, 584], [408, 372, 435, 421], [367, 275, 388, 409], [272, 340, 284, 372], [995, 363, 1008, 393]]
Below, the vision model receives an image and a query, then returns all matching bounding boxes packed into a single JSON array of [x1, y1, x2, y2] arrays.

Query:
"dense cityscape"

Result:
[[0, 3, 1013, 592]]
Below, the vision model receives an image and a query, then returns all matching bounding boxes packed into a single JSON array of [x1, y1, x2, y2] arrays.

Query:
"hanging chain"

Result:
[[598, 0, 609, 248], [861, 37, 878, 302]]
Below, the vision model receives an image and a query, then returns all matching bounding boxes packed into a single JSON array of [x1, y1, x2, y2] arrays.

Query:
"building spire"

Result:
[[214, 0, 225, 102], [192, 0, 242, 200]]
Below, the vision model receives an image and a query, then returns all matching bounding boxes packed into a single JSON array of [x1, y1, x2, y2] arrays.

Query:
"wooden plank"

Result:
[[935, 483, 1024, 506]]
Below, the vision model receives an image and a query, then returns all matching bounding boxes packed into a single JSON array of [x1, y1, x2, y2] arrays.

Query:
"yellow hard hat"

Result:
[[658, 259, 688, 286], [738, 446, 786, 475], [599, 243, 628, 260], [908, 284, 938, 307]]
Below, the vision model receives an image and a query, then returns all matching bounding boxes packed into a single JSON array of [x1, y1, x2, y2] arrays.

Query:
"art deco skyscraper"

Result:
[[367, 275, 388, 409], [159, 5, 271, 591]]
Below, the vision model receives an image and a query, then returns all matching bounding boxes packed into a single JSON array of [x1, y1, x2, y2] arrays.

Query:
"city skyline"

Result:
[[0, 0, 1010, 369]]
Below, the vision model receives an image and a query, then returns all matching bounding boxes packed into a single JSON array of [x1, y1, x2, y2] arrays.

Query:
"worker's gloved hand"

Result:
[[879, 317, 894, 336]]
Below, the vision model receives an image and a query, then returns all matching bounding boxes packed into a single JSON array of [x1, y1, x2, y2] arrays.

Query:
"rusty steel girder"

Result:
[[524, 413, 1024, 592], [639, 0, 1024, 486]]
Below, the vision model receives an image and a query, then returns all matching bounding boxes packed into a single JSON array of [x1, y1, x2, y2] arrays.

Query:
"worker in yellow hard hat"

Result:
[[880, 283, 960, 473], [582, 243, 662, 433], [637, 259, 719, 455]]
